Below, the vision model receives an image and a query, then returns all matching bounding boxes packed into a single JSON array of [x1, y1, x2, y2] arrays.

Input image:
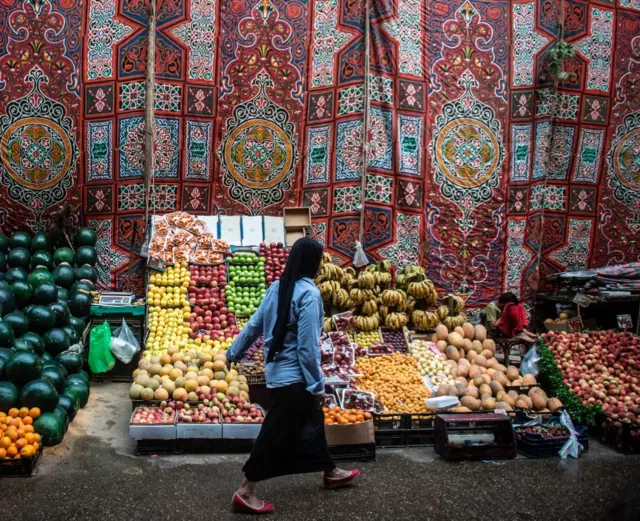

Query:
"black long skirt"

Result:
[[242, 382, 336, 482]]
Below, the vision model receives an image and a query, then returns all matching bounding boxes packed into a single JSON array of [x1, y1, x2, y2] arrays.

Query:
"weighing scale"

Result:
[[98, 292, 136, 306]]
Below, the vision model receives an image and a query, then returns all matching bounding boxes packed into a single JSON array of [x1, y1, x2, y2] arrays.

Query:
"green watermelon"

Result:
[[57, 288, 69, 303], [48, 302, 70, 328], [33, 412, 65, 446], [5, 267, 28, 285], [0, 287, 15, 316], [0, 381, 19, 412], [62, 388, 81, 410], [66, 373, 89, 387], [10, 281, 33, 309], [65, 381, 89, 408], [3, 311, 29, 337], [76, 265, 98, 284], [0, 321, 15, 348], [62, 326, 79, 345], [13, 337, 34, 353], [78, 370, 90, 383], [56, 351, 83, 374], [7, 247, 31, 269], [68, 316, 86, 337], [9, 231, 31, 250], [57, 394, 77, 421], [53, 263, 76, 289], [75, 228, 97, 247], [20, 332, 44, 356], [41, 366, 67, 394], [0, 357, 6, 380], [0, 347, 13, 360], [0, 279, 8, 289], [69, 292, 92, 318], [28, 267, 55, 289], [0, 233, 9, 253], [32, 282, 58, 305], [52, 405, 69, 431], [74, 246, 97, 267], [20, 378, 59, 412], [6, 351, 41, 386], [0, 251, 5, 271], [71, 281, 94, 294], [31, 231, 52, 253], [43, 328, 70, 356], [27, 305, 56, 334], [31, 250, 53, 271], [41, 351, 53, 362], [53, 247, 74, 266], [43, 359, 67, 379]]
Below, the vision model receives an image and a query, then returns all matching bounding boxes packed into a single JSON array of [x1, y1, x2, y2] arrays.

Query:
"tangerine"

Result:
[[22, 416, 32, 426], [29, 408, 41, 419], [15, 438, 27, 450], [6, 445, 17, 457], [8, 408, 19, 418], [18, 407, 29, 418], [0, 448, 5, 459], [0, 436, 10, 449], [20, 445, 35, 458]]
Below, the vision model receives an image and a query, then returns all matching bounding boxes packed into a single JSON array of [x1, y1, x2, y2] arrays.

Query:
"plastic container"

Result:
[[0, 447, 43, 477], [328, 443, 376, 462], [515, 427, 589, 458], [426, 396, 460, 411]]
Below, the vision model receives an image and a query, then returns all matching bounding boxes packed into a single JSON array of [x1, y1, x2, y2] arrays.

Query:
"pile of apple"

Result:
[[172, 396, 264, 424], [260, 242, 289, 286], [187, 263, 240, 343], [131, 407, 175, 424], [543, 330, 640, 427], [235, 336, 265, 376], [227, 252, 267, 316]]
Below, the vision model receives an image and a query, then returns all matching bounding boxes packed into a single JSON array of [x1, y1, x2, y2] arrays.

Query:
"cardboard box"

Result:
[[177, 422, 223, 439], [263, 216, 285, 244], [222, 422, 263, 439], [219, 215, 242, 245], [544, 320, 571, 332], [283, 207, 311, 228], [242, 216, 264, 246], [200, 216, 220, 238], [325, 419, 374, 446], [129, 409, 177, 440], [285, 228, 305, 247]]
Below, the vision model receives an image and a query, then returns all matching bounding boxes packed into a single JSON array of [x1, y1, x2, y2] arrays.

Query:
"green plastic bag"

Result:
[[89, 321, 116, 374]]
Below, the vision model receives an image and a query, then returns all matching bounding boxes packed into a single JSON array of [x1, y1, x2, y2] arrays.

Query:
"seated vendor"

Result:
[[485, 293, 537, 345]]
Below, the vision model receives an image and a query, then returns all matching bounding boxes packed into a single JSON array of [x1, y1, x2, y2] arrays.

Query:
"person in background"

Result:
[[488, 292, 537, 344], [226, 237, 360, 515]]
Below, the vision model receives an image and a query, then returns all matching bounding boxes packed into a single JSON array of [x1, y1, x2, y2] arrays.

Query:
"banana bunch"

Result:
[[396, 265, 426, 291], [331, 288, 350, 308], [379, 305, 389, 319], [342, 267, 357, 289], [448, 294, 465, 314], [318, 280, 341, 300], [406, 298, 416, 314], [322, 252, 332, 264], [321, 262, 344, 282], [350, 288, 375, 305], [354, 313, 380, 332], [385, 311, 409, 330], [411, 310, 439, 330], [361, 299, 378, 316], [357, 272, 376, 290], [443, 312, 468, 330], [407, 279, 438, 305], [323, 317, 335, 333], [380, 289, 406, 308], [437, 305, 450, 321]]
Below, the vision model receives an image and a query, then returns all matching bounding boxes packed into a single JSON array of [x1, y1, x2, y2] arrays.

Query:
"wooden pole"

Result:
[[358, 0, 371, 244], [143, 0, 156, 234]]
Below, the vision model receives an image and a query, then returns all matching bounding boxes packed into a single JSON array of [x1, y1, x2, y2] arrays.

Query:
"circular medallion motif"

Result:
[[224, 119, 293, 189], [0, 118, 72, 191], [435, 118, 499, 188], [612, 128, 640, 190]]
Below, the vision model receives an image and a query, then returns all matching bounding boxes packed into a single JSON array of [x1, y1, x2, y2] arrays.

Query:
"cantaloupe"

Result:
[[213, 360, 226, 372], [171, 352, 183, 363], [445, 345, 460, 361], [199, 353, 213, 364], [203, 361, 214, 370], [147, 378, 160, 391], [162, 380, 176, 394], [174, 376, 186, 389], [522, 374, 537, 386], [462, 323, 475, 339], [141, 388, 155, 401], [214, 371, 227, 381], [129, 384, 144, 399], [240, 391, 250, 401], [506, 366, 520, 381], [185, 379, 198, 392], [474, 324, 487, 342], [135, 374, 150, 387], [197, 375, 210, 387], [435, 324, 448, 341], [532, 393, 547, 411], [173, 388, 188, 401], [547, 398, 563, 412], [447, 331, 464, 348], [160, 364, 172, 377], [149, 363, 162, 376], [460, 396, 480, 411], [185, 371, 199, 380], [187, 392, 199, 402], [226, 369, 239, 383], [479, 384, 492, 397], [150, 356, 161, 364], [154, 388, 169, 400], [465, 385, 479, 399], [174, 361, 187, 372], [227, 386, 240, 397], [199, 368, 214, 380], [169, 368, 183, 381], [482, 397, 496, 410], [482, 338, 496, 354]]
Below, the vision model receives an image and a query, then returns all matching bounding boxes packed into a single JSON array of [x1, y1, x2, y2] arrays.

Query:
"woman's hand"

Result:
[[313, 395, 324, 410]]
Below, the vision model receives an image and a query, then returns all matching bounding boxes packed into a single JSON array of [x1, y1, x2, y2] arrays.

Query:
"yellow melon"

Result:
[[199, 353, 213, 364], [216, 380, 228, 393], [185, 379, 198, 392], [187, 392, 199, 402], [154, 388, 169, 400], [167, 345, 179, 355], [162, 380, 176, 394], [199, 368, 214, 380], [435, 324, 448, 341], [197, 375, 210, 387], [213, 353, 227, 363], [447, 332, 464, 348], [227, 386, 240, 397], [213, 360, 226, 372], [171, 352, 183, 363], [149, 363, 162, 376], [185, 371, 199, 380], [215, 371, 227, 381], [173, 388, 188, 401], [160, 364, 172, 377]]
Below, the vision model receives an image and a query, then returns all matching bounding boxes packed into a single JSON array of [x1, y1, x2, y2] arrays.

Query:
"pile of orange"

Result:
[[323, 406, 372, 425], [0, 407, 41, 460]]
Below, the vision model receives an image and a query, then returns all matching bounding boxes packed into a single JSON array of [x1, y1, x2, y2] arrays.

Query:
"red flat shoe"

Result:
[[232, 493, 274, 514], [324, 469, 361, 489]]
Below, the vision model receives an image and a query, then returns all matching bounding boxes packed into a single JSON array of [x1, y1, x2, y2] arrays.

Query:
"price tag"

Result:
[[429, 344, 443, 356], [617, 314, 633, 330], [573, 292, 591, 307]]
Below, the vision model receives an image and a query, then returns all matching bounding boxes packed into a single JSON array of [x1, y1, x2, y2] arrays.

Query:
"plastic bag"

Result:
[[559, 410, 584, 459], [89, 321, 116, 374], [353, 241, 368, 268], [110, 318, 140, 364], [520, 345, 540, 376]]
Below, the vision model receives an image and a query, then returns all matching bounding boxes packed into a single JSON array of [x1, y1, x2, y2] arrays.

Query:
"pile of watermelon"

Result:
[[0, 228, 97, 446]]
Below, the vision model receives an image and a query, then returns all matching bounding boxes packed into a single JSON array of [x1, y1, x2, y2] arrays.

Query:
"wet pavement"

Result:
[[2, 382, 639, 521]]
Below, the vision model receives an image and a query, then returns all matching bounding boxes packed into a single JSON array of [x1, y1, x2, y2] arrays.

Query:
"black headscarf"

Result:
[[268, 237, 323, 362]]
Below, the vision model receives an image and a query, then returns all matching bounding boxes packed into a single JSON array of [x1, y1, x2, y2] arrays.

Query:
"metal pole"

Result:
[[358, 0, 371, 244], [143, 0, 156, 233]]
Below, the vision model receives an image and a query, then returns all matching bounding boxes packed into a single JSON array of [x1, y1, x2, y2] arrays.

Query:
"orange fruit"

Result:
[[9, 418, 20, 428], [24, 425, 34, 433], [6, 445, 17, 458], [29, 408, 40, 419], [7, 429, 18, 442], [13, 454, 20, 460], [20, 445, 35, 458], [24, 432, 35, 444], [32, 442, 39, 452], [22, 416, 32, 425], [0, 448, 6, 459], [15, 438, 27, 450], [0, 436, 10, 449], [8, 408, 19, 418], [0, 412, 5, 419], [18, 407, 29, 418], [16, 428, 25, 438], [34, 433, 41, 442]]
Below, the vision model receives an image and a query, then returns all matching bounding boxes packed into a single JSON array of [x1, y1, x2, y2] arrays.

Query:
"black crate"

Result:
[[136, 439, 179, 455], [516, 428, 589, 459], [591, 414, 640, 455], [0, 448, 42, 477], [406, 430, 435, 446], [178, 438, 254, 454], [329, 443, 376, 462], [373, 414, 408, 447]]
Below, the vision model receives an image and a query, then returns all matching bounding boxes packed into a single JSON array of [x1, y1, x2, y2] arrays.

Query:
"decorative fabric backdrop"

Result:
[[0, 0, 639, 306]]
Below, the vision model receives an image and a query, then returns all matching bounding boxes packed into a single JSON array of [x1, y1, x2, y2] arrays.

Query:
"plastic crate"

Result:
[[516, 427, 589, 459], [136, 439, 179, 455], [0, 447, 42, 477], [373, 414, 408, 447], [329, 443, 376, 462], [405, 413, 437, 446], [591, 414, 640, 455]]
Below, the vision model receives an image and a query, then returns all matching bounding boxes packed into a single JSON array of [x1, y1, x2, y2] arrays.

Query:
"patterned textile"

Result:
[[0, 0, 637, 304]]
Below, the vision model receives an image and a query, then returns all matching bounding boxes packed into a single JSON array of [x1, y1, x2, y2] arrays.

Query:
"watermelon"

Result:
[[28, 267, 55, 289], [57, 394, 77, 421], [62, 326, 79, 345], [52, 405, 69, 430], [32, 282, 58, 305], [69, 292, 92, 318], [75, 228, 97, 247], [31, 231, 52, 253], [41, 365, 67, 394], [68, 316, 86, 337], [13, 337, 34, 353], [76, 265, 98, 284], [74, 246, 97, 267], [0, 357, 5, 380], [0, 251, 5, 271], [43, 358, 68, 379], [71, 281, 94, 294], [6, 351, 41, 386], [5, 267, 28, 285], [3, 311, 29, 337], [33, 412, 65, 446], [78, 370, 90, 383], [62, 388, 82, 410], [53, 247, 74, 266], [20, 378, 59, 412], [0, 279, 8, 289], [53, 263, 76, 289], [0, 233, 9, 253], [56, 351, 83, 374], [65, 381, 89, 408], [66, 373, 89, 388], [0, 286, 15, 316], [57, 288, 69, 303], [7, 247, 31, 269], [20, 332, 44, 356], [48, 302, 70, 327], [41, 351, 53, 362], [9, 231, 31, 250], [0, 321, 15, 348], [31, 250, 53, 271], [10, 281, 33, 309], [0, 381, 19, 412], [0, 347, 13, 360], [44, 328, 70, 356], [27, 305, 56, 334]]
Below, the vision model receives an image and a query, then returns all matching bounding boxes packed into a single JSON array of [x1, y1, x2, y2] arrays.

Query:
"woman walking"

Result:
[[226, 238, 360, 514]]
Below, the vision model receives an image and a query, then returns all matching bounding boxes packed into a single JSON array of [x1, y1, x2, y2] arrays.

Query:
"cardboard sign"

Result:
[[617, 314, 633, 330], [573, 293, 591, 307]]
